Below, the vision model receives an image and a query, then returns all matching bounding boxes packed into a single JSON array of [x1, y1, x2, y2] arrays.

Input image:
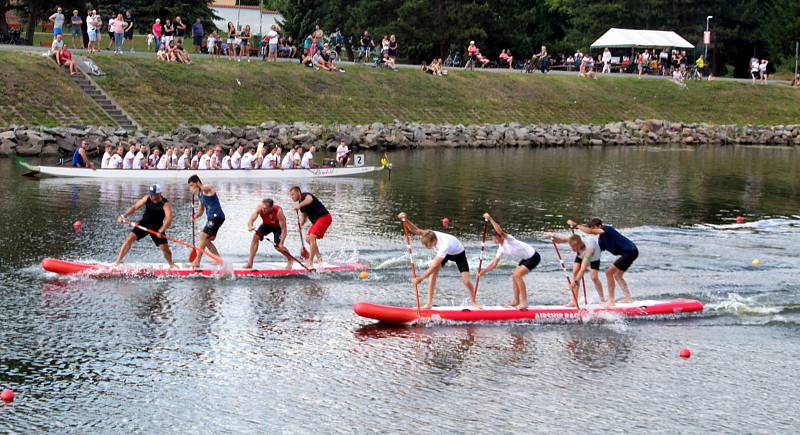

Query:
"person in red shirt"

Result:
[[56, 46, 79, 75], [245, 198, 293, 269]]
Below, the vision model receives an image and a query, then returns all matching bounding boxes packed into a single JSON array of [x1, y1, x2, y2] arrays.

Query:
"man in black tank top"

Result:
[[289, 186, 332, 267], [112, 184, 176, 268]]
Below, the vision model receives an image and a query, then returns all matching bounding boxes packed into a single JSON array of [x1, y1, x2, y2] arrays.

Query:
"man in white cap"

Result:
[[112, 184, 176, 268]]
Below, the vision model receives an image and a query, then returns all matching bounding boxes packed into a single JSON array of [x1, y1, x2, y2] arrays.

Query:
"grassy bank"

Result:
[[5, 51, 800, 131], [1, 52, 113, 127]]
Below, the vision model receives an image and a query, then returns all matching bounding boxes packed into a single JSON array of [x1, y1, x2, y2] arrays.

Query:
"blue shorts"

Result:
[[53, 27, 63, 36], [88, 29, 97, 41], [193, 35, 202, 46]]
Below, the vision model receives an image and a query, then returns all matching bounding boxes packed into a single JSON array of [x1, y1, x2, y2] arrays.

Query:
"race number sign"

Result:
[[354, 154, 365, 167]]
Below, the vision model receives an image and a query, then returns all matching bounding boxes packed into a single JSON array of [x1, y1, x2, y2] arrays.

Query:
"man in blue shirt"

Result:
[[568, 218, 638, 307], [191, 18, 204, 53]]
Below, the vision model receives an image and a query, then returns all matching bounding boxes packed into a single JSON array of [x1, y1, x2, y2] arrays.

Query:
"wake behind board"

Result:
[[353, 299, 704, 325], [42, 257, 366, 278]]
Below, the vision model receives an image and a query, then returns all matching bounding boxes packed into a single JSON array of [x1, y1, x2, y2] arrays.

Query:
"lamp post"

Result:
[[704, 15, 713, 60]]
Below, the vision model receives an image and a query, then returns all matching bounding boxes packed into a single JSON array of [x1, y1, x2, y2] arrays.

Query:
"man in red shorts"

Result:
[[289, 186, 331, 268], [244, 198, 293, 269]]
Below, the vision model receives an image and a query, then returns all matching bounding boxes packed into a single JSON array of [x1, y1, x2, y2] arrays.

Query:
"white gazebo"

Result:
[[590, 28, 694, 49]]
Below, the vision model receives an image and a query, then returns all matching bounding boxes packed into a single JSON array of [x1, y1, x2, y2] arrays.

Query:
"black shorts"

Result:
[[574, 256, 601, 270], [613, 249, 639, 272], [518, 252, 541, 271], [202, 216, 225, 241], [132, 222, 168, 246], [256, 224, 281, 244], [124, 31, 133, 40], [441, 250, 469, 273]]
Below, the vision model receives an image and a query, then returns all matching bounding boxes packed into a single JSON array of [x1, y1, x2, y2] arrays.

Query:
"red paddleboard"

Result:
[[41, 257, 366, 277], [353, 299, 704, 325]]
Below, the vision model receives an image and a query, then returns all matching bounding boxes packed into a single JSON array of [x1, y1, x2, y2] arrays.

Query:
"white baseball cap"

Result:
[[149, 184, 163, 195]]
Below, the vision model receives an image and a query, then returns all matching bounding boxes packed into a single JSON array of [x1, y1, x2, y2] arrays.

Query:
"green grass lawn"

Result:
[[4, 50, 800, 131], [0, 51, 114, 127]]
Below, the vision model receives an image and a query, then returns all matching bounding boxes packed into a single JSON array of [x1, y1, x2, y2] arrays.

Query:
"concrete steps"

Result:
[[69, 62, 139, 132]]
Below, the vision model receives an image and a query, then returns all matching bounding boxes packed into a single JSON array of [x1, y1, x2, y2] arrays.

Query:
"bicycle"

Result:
[[443, 51, 461, 68], [0, 29, 22, 45], [686, 66, 703, 81]]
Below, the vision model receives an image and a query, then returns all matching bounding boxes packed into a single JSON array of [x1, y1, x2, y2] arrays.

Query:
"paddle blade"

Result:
[[300, 247, 310, 259], [189, 248, 198, 263]]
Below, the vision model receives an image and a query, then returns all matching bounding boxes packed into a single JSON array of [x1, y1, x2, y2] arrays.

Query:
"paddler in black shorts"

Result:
[[112, 184, 176, 268], [244, 198, 293, 269], [188, 175, 225, 268], [568, 218, 638, 307]]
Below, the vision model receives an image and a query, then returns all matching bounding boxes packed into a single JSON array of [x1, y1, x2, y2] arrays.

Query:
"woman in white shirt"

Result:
[[476, 213, 541, 310]]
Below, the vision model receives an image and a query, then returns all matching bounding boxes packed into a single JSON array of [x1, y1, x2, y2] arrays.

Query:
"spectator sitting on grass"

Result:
[[791, 74, 800, 87], [476, 50, 490, 67], [157, 43, 168, 61], [580, 54, 597, 79], [56, 44, 79, 75], [312, 48, 332, 71], [379, 51, 397, 70], [672, 65, 686, 87], [51, 34, 65, 53], [172, 41, 192, 64], [420, 61, 431, 74]]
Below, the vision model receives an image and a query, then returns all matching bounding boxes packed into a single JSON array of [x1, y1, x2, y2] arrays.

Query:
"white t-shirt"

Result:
[[261, 154, 273, 169], [231, 151, 242, 169], [190, 154, 200, 169], [157, 154, 168, 169], [178, 154, 189, 169], [109, 154, 123, 168], [576, 237, 601, 262], [101, 151, 112, 168], [148, 154, 159, 168], [281, 153, 293, 169], [170, 153, 178, 168], [495, 234, 536, 260], [123, 151, 135, 169], [221, 155, 232, 169], [336, 144, 349, 160], [301, 151, 313, 169], [267, 30, 278, 45], [133, 151, 145, 169], [240, 152, 254, 169], [433, 231, 464, 258], [198, 154, 211, 170], [211, 154, 220, 169]]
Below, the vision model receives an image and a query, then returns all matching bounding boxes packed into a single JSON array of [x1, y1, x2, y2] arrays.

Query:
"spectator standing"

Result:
[[266, 25, 279, 62], [240, 25, 251, 61], [759, 59, 768, 83], [69, 10, 83, 49], [226, 22, 238, 60], [86, 10, 98, 53], [388, 34, 398, 60], [163, 18, 174, 47], [360, 31, 373, 62], [112, 13, 125, 54], [537, 46, 549, 73], [49, 7, 65, 40], [106, 11, 116, 50], [464, 41, 478, 70], [123, 10, 135, 52], [174, 16, 186, 46], [331, 28, 344, 57], [602, 47, 612, 73], [313, 24, 324, 42], [207, 31, 218, 57], [152, 19, 163, 52], [380, 34, 389, 56], [749, 57, 759, 84], [191, 18, 204, 54]]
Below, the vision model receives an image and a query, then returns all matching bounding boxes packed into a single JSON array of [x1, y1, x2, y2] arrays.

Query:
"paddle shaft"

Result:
[[551, 239, 580, 310], [266, 233, 312, 272], [570, 227, 588, 305], [120, 218, 223, 264], [401, 218, 422, 316], [474, 219, 489, 297], [295, 210, 310, 259], [189, 195, 197, 262]]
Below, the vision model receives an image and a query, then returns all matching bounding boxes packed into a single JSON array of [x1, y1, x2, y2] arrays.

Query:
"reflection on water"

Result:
[[2, 147, 800, 432]]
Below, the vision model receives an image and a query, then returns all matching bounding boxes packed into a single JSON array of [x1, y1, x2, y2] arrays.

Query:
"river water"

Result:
[[1, 146, 799, 433]]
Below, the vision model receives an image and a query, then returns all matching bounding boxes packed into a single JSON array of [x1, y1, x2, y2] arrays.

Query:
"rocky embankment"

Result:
[[2, 120, 800, 156]]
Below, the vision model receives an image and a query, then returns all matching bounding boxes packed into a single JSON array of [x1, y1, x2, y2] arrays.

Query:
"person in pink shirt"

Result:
[[113, 13, 125, 53], [152, 19, 163, 52]]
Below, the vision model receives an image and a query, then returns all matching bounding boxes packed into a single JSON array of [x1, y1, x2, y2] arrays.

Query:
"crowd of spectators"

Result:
[[89, 142, 353, 171]]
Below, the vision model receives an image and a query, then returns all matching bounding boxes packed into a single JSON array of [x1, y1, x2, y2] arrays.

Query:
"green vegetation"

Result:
[[0, 52, 113, 127], [3, 53, 799, 130], [88, 55, 800, 132]]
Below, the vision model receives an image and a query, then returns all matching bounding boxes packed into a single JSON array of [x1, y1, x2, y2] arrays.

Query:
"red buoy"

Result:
[[1, 389, 14, 403], [679, 348, 691, 359], [735, 216, 744, 224], [73, 220, 82, 229], [441, 217, 450, 229]]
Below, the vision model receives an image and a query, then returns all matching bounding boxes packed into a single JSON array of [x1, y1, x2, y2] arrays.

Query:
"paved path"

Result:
[[1, 42, 792, 86]]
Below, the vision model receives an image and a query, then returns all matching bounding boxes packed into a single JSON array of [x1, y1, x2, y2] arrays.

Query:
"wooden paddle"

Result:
[[119, 217, 223, 265], [400, 214, 422, 317], [570, 226, 588, 305], [189, 194, 198, 263], [473, 218, 489, 298], [551, 238, 580, 310], [295, 210, 310, 259]]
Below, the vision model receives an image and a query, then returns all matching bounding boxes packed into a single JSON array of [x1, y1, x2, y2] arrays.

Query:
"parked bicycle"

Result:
[[444, 50, 461, 68], [0, 29, 22, 45]]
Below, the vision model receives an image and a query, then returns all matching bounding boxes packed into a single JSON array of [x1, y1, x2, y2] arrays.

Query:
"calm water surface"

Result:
[[1, 146, 799, 433]]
